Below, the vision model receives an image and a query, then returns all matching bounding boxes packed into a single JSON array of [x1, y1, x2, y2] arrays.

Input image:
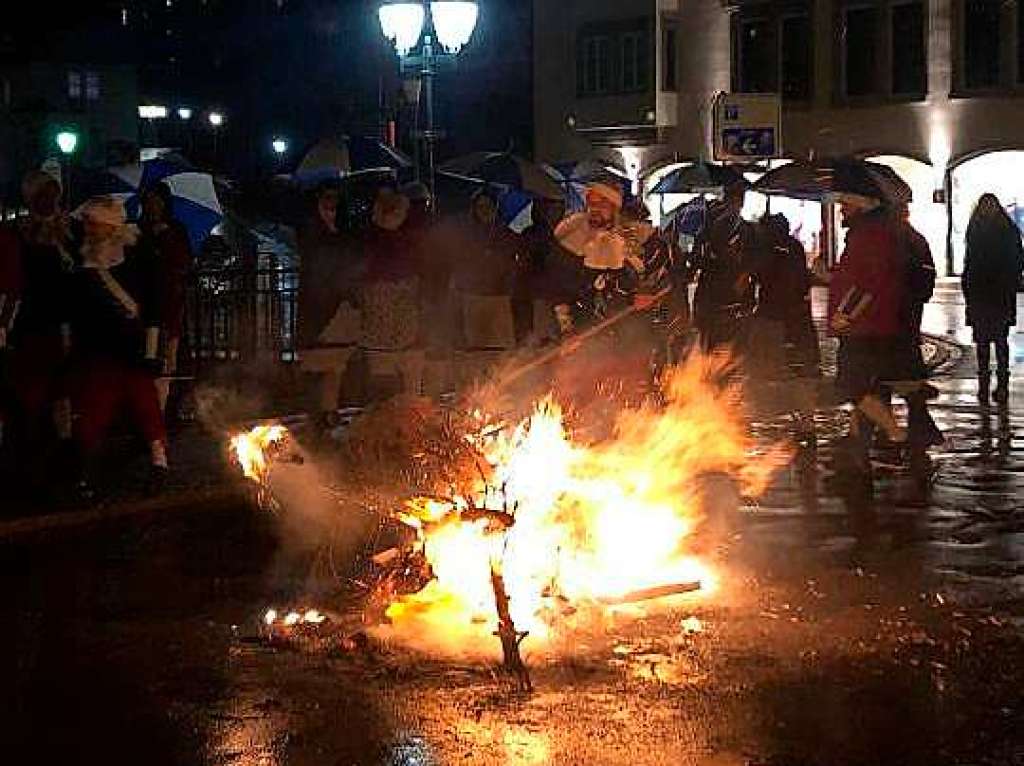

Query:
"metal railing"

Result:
[[185, 252, 299, 367]]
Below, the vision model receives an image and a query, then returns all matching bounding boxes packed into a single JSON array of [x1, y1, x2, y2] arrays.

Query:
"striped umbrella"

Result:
[[94, 158, 223, 252]]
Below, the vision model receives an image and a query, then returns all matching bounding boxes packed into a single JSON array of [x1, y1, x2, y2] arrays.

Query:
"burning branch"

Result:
[[490, 565, 532, 692]]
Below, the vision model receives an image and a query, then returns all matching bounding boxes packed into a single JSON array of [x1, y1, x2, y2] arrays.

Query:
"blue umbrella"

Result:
[[497, 188, 534, 234], [543, 160, 629, 212], [102, 159, 224, 252], [664, 197, 707, 236]]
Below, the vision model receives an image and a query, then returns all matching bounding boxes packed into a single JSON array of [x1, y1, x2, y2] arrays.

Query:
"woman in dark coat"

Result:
[[962, 193, 1024, 405]]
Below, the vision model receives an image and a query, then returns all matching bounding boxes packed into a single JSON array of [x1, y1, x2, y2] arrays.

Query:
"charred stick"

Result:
[[490, 566, 532, 692], [495, 286, 672, 390]]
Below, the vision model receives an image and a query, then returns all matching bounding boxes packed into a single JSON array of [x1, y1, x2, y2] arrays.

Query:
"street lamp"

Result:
[[177, 107, 193, 120], [208, 111, 224, 127], [272, 138, 288, 155], [55, 130, 78, 204], [378, 0, 479, 205], [55, 131, 78, 155]]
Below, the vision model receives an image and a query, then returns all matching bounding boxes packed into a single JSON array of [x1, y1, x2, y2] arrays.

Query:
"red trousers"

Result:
[[71, 357, 165, 454]]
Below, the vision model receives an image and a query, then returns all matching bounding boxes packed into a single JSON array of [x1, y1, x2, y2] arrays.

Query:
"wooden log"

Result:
[[495, 287, 672, 390], [598, 581, 702, 605]]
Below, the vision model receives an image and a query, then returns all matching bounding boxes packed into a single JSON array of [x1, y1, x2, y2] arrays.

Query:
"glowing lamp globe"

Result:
[[208, 112, 224, 127], [55, 131, 78, 155], [272, 138, 288, 155], [378, 2, 425, 57], [177, 107, 193, 120], [430, 1, 478, 53]]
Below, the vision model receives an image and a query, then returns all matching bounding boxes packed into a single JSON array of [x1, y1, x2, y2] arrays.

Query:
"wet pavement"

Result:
[[3, 288, 1024, 765]]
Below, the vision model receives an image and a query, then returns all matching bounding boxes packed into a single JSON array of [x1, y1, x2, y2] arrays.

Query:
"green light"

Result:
[[55, 131, 78, 155]]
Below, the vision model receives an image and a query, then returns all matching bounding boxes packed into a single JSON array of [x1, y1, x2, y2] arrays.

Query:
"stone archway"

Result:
[[950, 150, 1024, 275], [867, 154, 948, 276]]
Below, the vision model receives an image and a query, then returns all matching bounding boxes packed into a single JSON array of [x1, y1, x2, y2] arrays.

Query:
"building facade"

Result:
[[0, 61, 138, 208], [535, 0, 1024, 275]]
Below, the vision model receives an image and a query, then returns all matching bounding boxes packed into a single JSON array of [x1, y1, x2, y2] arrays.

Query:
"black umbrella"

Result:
[[649, 162, 748, 195], [752, 157, 910, 204], [438, 152, 563, 200]]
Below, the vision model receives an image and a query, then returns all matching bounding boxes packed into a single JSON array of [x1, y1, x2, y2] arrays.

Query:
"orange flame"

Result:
[[230, 424, 288, 485], [384, 353, 789, 655]]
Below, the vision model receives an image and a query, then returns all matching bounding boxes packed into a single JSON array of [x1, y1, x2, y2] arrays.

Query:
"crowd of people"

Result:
[[2, 160, 1021, 505], [299, 173, 1024, 484], [0, 170, 191, 504]]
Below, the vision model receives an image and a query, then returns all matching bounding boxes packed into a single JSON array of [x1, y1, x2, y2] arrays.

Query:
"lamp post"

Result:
[[378, 1, 479, 206], [272, 137, 288, 171], [55, 130, 78, 205], [208, 111, 224, 160]]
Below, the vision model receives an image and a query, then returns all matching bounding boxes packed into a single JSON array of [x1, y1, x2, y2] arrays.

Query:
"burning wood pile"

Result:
[[230, 353, 788, 690]]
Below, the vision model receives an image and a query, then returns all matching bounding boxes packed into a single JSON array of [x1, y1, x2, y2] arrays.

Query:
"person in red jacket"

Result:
[[70, 196, 167, 495], [828, 197, 910, 466]]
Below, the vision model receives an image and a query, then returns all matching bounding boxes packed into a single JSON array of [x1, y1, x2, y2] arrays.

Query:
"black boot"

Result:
[[993, 373, 1010, 406]]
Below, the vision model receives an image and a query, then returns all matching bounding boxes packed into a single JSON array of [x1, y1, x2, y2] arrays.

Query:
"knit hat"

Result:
[[21, 169, 61, 204], [586, 182, 623, 210]]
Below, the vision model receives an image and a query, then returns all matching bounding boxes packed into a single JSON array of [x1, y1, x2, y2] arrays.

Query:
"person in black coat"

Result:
[[962, 193, 1024, 405], [71, 196, 167, 494], [692, 182, 760, 354], [1, 170, 75, 496]]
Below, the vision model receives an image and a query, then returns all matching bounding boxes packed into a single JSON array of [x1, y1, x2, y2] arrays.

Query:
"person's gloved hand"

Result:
[[830, 312, 852, 335]]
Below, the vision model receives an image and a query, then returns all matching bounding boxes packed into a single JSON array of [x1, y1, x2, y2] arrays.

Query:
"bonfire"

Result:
[[230, 352, 788, 689]]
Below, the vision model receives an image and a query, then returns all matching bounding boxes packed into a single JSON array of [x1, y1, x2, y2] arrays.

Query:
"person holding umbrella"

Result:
[[139, 181, 192, 416], [691, 180, 759, 354], [962, 193, 1024, 406], [828, 194, 910, 471]]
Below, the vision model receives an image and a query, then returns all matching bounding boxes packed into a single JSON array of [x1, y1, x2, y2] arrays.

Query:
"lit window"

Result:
[[86, 71, 100, 101], [67, 70, 82, 99], [121, 7, 128, 26]]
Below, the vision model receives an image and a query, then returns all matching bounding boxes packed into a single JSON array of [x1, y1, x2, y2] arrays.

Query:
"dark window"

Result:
[[663, 23, 677, 91], [892, 2, 926, 94], [578, 35, 611, 95], [85, 71, 101, 101], [577, 22, 651, 96], [781, 13, 812, 100], [964, 0, 1000, 88], [67, 70, 82, 99], [621, 31, 650, 91], [844, 6, 878, 96], [739, 17, 778, 92]]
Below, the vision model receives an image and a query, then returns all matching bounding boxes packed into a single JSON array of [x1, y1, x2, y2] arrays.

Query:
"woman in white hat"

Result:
[[69, 195, 168, 495]]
